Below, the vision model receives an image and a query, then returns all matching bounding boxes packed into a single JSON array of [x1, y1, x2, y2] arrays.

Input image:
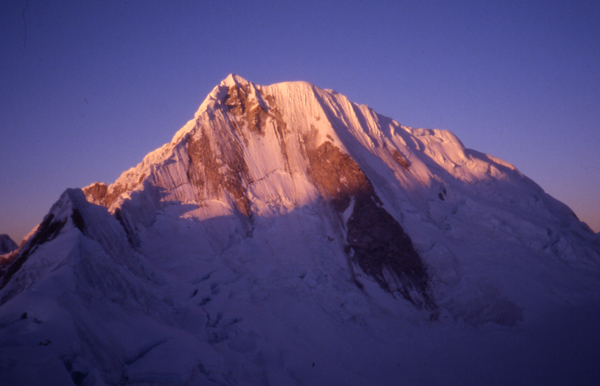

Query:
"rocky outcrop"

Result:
[[306, 139, 435, 309]]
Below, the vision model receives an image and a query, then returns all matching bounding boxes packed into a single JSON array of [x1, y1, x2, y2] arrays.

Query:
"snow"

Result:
[[0, 235, 17, 255], [1, 75, 600, 385]]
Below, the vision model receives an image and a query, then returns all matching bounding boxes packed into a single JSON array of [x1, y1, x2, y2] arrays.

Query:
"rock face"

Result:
[[1, 75, 600, 385], [306, 139, 434, 309]]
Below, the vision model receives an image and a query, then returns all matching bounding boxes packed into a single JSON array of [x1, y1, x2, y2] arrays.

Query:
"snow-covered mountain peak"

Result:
[[3, 76, 600, 385], [220, 73, 251, 88], [81, 76, 600, 271], [0, 189, 83, 292], [79, 76, 598, 301]]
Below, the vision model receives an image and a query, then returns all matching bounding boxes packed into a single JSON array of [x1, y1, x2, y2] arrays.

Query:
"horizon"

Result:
[[1, 0, 599, 242]]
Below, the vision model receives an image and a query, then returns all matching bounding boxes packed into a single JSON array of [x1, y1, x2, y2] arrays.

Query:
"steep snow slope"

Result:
[[1, 75, 600, 385]]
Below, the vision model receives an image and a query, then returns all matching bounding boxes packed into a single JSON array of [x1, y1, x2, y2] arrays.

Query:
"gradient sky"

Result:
[[1, 0, 599, 242]]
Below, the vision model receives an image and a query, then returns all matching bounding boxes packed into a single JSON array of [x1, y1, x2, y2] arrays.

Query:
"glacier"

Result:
[[1, 74, 599, 385]]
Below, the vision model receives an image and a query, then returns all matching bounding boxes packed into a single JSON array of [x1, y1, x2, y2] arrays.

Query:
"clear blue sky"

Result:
[[1, 0, 599, 242]]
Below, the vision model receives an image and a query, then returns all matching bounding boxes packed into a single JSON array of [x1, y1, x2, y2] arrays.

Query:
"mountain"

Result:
[[1, 74, 599, 385], [0, 235, 17, 255]]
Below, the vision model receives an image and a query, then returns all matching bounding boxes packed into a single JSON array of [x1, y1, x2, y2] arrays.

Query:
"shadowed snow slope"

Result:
[[0, 235, 17, 255], [1, 75, 600, 385]]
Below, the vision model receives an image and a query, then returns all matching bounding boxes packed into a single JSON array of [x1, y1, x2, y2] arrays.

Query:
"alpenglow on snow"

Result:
[[1, 74, 599, 386]]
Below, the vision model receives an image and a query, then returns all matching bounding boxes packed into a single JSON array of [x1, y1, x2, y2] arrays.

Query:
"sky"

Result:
[[1, 0, 599, 242]]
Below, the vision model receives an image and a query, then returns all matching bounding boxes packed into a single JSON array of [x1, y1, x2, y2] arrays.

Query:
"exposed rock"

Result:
[[391, 149, 410, 169], [306, 139, 435, 309], [83, 182, 108, 205], [224, 84, 270, 136], [186, 127, 252, 219], [83, 180, 136, 209]]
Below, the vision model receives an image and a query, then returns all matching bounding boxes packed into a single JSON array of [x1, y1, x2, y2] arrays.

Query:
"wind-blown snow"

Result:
[[1, 75, 600, 385]]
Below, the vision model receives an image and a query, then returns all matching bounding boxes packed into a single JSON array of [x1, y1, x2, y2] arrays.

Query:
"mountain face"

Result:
[[1, 75, 600, 385]]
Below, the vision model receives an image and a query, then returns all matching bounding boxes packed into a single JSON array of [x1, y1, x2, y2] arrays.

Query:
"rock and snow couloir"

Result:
[[1, 74, 600, 385]]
